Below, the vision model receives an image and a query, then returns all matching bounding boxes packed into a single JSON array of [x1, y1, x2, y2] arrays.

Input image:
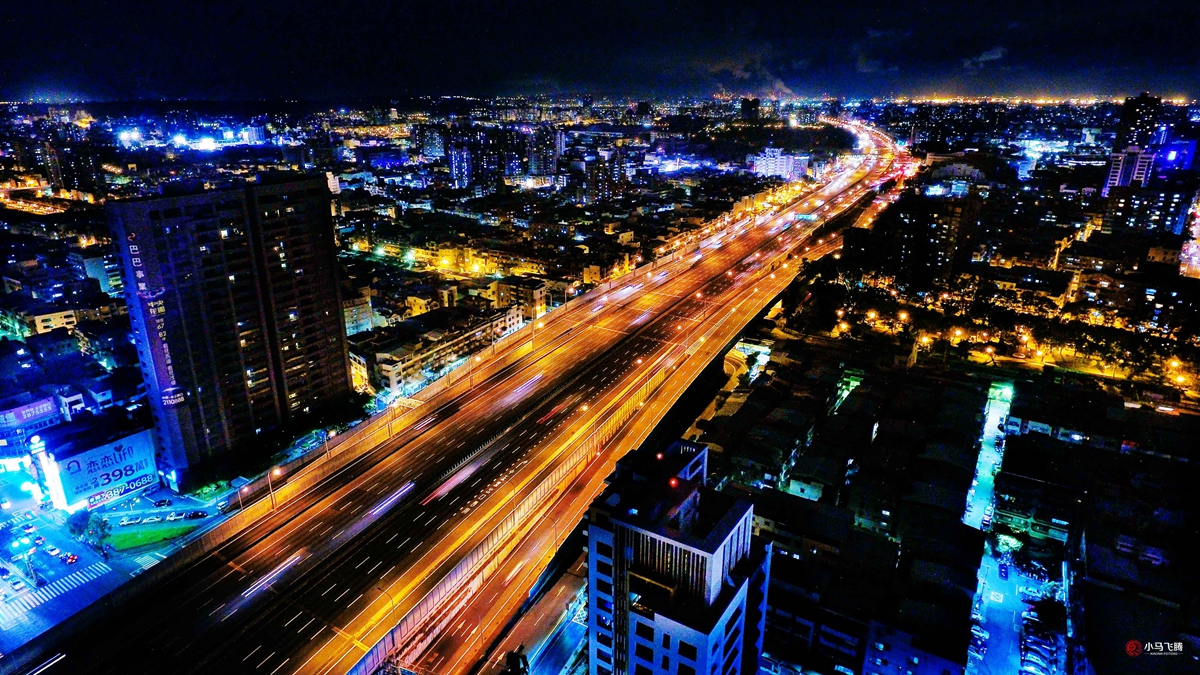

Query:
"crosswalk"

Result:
[[134, 553, 163, 572], [0, 562, 112, 622]]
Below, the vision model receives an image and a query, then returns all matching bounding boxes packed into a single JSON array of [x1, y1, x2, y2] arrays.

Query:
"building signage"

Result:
[[44, 429, 158, 510], [125, 232, 184, 407], [0, 398, 58, 428]]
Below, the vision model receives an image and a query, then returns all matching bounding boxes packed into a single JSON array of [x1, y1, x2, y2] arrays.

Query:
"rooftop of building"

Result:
[[35, 407, 151, 460]]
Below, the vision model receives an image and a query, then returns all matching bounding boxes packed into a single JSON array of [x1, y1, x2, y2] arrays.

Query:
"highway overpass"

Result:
[[10, 119, 899, 675]]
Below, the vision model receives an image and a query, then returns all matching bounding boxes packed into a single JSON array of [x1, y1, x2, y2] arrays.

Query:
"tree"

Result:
[[66, 510, 90, 539], [85, 512, 111, 546]]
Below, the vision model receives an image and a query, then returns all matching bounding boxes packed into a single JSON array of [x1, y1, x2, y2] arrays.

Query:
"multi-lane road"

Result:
[[13, 119, 897, 675]]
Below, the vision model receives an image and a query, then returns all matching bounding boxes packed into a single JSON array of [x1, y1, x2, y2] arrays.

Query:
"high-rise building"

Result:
[[587, 441, 771, 675], [1103, 174, 1200, 235], [586, 153, 626, 204], [106, 175, 350, 489], [529, 126, 560, 176], [27, 141, 63, 189], [58, 142, 107, 195], [1103, 146, 1155, 195], [740, 98, 761, 121], [1115, 92, 1162, 151], [448, 144, 473, 188], [416, 124, 445, 158]]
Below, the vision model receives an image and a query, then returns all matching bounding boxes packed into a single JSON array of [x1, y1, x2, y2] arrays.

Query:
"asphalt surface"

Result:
[[15, 122, 897, 675]]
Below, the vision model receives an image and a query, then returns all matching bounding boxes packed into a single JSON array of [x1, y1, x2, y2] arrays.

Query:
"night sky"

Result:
[[3, 1, 1197, 101]]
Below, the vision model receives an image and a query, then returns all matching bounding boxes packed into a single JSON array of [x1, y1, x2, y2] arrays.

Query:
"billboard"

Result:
[[0, 397, 59, 429], [40, 429, 158, 510]]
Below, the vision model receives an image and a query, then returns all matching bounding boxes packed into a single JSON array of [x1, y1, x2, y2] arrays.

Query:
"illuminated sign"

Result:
[[124, 233, 183, 407], [0, 398, 58, 428], [39, 429, 158, 511]]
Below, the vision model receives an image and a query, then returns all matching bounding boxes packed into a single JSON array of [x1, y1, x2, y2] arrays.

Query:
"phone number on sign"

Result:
[[88, 473, 157, 508]]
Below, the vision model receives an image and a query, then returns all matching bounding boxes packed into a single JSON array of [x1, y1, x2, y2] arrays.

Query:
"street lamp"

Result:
[[236, 486, 247, 513], [377, 586, 398, 623], [267, 468, 282, 510]]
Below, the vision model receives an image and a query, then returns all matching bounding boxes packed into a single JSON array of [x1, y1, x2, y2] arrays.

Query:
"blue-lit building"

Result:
[[106, 175, 351, 490], [587, 441, 770, 675]]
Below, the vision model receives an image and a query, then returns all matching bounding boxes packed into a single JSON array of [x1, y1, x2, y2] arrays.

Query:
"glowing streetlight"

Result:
[[898, 311, 908, 321], [867, 310, 878, 320]]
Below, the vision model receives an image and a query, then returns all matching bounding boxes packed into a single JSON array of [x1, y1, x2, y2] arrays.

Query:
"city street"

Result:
[[963, 382, 1012, 530], [11, 123, 896, 675]]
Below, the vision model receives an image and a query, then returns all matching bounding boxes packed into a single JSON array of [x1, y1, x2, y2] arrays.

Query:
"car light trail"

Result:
[[369, 482, 415, 517], [242, 554, 303, 598]]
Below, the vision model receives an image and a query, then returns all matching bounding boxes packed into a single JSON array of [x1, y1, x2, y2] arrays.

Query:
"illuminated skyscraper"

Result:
[[107, 175, 350, 489], [529, 125, 560, 176], [448, 144, 473, 188]]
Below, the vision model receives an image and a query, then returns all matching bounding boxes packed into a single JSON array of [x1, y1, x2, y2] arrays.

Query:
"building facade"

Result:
[[106, 175, 350, 489], [587, 441, 771, 675]]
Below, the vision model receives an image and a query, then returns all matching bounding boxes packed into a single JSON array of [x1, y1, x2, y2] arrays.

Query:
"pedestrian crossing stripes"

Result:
[[0, 562, 111, 622]]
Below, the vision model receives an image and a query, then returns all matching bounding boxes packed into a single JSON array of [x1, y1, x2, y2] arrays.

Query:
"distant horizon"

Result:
[[3, 91, 1194, 107]]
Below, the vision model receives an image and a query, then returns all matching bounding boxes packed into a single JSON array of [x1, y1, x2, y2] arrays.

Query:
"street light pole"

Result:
[[236, 486, 246, 513], [267, 468, 281, 510], [377, 586, 398, 625]]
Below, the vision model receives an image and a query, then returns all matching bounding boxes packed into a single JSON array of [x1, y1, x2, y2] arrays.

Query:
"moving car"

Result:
[[64, 554, 78, 564], [999, 563, 1010, 580], [216, 501, 230, 514], [33, 536, 45, 546], [0, 567, 9, 579], [0, 498, 10, 509], [154, 499, 173, 508], [10, 579, 25, 591], [185, 510, 208, 519], [21, 523, 36, 533], [44, 545, 60, 557]]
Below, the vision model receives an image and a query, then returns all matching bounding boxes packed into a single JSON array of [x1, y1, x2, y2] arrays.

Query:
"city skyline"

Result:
[[2, 8, 1198, 675], [3, 1, 1198, 102]]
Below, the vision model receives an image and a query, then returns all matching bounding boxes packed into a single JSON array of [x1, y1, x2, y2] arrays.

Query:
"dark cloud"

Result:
[[0, 0, 1196, 100], [963, 47, 1008, 71]]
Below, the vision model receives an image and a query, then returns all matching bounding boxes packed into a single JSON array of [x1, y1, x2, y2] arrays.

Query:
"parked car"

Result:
[[999, 563, 1010, 580], [153, 499, 173, 508], [166, 512, 185, 521], [9, 579, 25, 591], [1023, 652, 1052, 669], [216, 501, 230, 514], [1019, 585, 1044, 601], [21, 523, 36, 533], [0, 498, 10, 510], [0, 567, 9, 579], [971, 626, 990, 640], [142, 516, 163, 525], [118, 516, 141, 527]]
